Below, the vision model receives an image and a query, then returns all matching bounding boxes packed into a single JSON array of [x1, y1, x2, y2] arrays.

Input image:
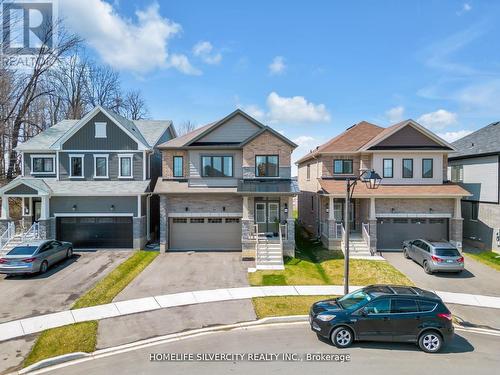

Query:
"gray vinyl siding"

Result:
[[62, 112, 139, 150], [58, 152, 144, 180], [5, 184, 38, 195], [376, 125, 443, 148], [50, 196, 138, 216], [196, 114, 260, 143], [23, 152, 56, 176], [151, 128, 173, 185]]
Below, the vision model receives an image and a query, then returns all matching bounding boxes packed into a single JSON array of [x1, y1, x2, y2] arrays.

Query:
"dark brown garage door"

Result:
[[56, 217, 133, 248], [377, 218, 449, 251]]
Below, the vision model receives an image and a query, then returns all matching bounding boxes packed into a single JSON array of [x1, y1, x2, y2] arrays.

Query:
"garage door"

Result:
[[170, 217, 242, 251], [56, 217, 133, 249], [377, 218, 449, 251]]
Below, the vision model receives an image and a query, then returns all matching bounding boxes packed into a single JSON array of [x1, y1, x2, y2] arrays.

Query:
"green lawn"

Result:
[[249, 227, 413, 287], [464, 251, 500, 271], [252, 295, 335, 319], [24, 251, 158, 368]]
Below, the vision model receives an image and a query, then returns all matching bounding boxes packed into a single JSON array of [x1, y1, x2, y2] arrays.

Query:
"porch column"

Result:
[[368, 197, 377, 252], [287, 196, 294, 220], [453, 197, 462, 219], [243, 196, 249, 219], [369, 197, 376, 220], [1, 196, 9, 220], [146, 195, 151, 241], [328, 196, 334, 220], [450, 198, 464, 250], [40, 196, 49, 220]]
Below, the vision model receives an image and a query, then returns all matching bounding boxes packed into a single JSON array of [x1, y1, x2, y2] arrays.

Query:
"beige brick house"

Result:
[[297, 119, 471, 255], [154, 109, 298, 269]]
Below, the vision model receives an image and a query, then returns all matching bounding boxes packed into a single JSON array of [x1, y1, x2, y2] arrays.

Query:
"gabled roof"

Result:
[[158, 109, 297, 149], [450, 121, 500, 159], [0, 177, 51, 195], [16, 120, 78, 151], [133, 120, 174, 147]]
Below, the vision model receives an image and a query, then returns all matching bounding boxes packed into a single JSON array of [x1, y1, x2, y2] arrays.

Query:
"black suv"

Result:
[[310, 285, 454, 353]]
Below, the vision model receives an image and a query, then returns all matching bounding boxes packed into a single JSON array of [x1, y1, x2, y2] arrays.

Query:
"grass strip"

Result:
[[464, 251, 500, 271], [252, 295, 335, 319]]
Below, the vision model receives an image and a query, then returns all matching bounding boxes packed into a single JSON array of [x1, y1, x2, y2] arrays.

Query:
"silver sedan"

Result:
[[402, 239, 464, 274], [0, 240, 73, 275]]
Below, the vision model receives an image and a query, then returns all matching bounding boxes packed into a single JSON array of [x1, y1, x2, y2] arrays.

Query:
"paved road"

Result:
[[48, 323, 500, 375], [97, 252, 256, 348]]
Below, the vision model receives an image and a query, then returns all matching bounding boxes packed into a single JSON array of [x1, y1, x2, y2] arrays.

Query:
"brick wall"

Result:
[[375, 198, 454, 214], [321, 154, 361, 178], [162, 150, 188, 178], [242, 131, 293, 167], [166, 194, 242, 213]]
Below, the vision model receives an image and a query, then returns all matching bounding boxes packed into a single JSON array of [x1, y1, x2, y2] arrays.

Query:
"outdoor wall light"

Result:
[[429, 208, 433, 213], [325, 204, 329, 214], [72, 205, 77, 211], [110, 205, 115, 211], [185, 207, 189, 212], [223, 206, 226, 212], [284, 203, 288, 214], [391, 208, 395, 213]]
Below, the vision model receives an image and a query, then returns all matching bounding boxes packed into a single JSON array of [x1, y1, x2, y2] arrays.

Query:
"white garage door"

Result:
[[170, 217, 242, 251]]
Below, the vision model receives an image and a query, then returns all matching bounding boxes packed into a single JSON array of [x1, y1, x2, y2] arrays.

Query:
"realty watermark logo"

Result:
[[1, 0, 58, 69]]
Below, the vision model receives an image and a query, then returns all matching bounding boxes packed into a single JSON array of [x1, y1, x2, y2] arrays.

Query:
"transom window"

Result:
[[256, 155, 279, 177], [119, 154, 133, 178], [95, 122, 107, 138], [31, 155, 55, 174], [383, 159, 393, 178], [333, 159, 353, 174], [402, 158, 413, 178], [201, 156, 233, 177], [173, 156, 184, 177], [69, 154, 84, 178], [422, 158, 433, 178], [94, 154, 109, 178]]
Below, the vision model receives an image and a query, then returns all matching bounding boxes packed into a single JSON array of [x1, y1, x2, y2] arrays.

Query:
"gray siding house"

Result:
[[449, 122, 500, 252], [0, 106, 175, 249]]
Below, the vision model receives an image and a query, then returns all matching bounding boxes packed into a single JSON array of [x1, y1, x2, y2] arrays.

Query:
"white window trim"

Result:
[[255, 203, 267, 224], [95, 122, 107, 138], [69, 154, 85, 179], [118, 154, 134, 179], [93, 154, 109, 179], [30, 154, 56, 175]]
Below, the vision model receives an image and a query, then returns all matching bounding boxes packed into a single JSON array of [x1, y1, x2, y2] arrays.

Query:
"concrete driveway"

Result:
[[98, 252, 256, 348]]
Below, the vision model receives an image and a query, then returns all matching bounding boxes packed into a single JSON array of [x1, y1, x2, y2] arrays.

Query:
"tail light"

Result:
[[437, 313, 452, 321], [457, 257, 464, 263], [22, 258, 37, 263], [431, 255, 444, 263], [0, 258, 7, 264]]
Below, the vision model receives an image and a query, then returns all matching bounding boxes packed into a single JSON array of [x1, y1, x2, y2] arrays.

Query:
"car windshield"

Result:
[[7, 246, 38, 256], [337, 290, 372, 310], [434, 248, 460, 257]]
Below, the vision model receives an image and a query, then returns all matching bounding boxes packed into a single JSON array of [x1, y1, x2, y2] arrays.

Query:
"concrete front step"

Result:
[[256, 264, 285, 270]]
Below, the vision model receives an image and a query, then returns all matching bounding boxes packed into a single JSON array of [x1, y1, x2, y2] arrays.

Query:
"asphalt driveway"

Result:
[[98, 252, 257, 348]]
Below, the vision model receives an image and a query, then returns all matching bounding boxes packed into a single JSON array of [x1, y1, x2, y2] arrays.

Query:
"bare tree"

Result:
[[123, 90, 149, 120], [177, 120, 196, 135], [84, 63, 120, 109]]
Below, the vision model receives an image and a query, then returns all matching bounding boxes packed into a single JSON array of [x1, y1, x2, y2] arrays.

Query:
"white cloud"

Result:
[[291, 135, 323, 176], [192, 41, 222, 64], [266, 92, 330, 123], [243, 104, 265, 120], [269, 56, 286, 75], [437, 130, 472, 142], [61, 0, 200, 74], [417, 109, 458, 130], [385, 106, 405, 123], [167, 54, 202, 76], [293, 135, 315, 146], [457, 3, 472, 15]]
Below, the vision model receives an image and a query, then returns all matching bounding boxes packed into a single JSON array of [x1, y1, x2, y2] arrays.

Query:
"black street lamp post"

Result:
[[343, 169, 382, 295]]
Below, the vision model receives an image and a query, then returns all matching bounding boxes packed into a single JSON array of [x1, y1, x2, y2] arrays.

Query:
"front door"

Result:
[[33, 200, 41, 223], [255, 201, 280, 235]]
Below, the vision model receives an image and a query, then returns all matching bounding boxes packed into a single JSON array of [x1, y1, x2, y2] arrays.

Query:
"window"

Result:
[[306, 164, 310, 180], [190, 218, 204, 223], [402, 159, 413, 178], [95, 122, 107, 138], [333, 159, 353, 174], [201, 156, 233, 177], [450, 165, 463, 182], [93, 154, 109, 178], [418, 301, 438, 312], [334, 202, 343, 221], [173, 156, 183, 177], [173, 218, 187, 223], [69, 154, 84, 178], [364, 298, 391, 315], [383, 159, 393, 178], [31, 155, 55, 174], [391, 299, 419, 314], [256, 155, 279, 177], [471, 202, 478, 221], [118, 154, 133, 178], [422, 158, 433, 178], [225, 218, 240, 223], [208, 218, 222, 223]]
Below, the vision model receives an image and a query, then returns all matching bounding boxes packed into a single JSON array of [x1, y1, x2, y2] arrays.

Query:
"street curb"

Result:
[[13, 315, 310, 374]]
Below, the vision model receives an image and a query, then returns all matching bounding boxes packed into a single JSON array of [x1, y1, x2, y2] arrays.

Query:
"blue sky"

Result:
[[60, 0, 500, 169]]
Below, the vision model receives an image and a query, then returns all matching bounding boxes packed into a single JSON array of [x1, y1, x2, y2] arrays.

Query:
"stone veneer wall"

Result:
[[159, 195, 168, 252], [133, 216, 147, 249], [38, 218, 55, 239]]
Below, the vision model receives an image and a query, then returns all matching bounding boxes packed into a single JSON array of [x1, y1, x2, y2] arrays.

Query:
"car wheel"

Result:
[[40, 261, 49, 274], [66, 248, 73, 259], [330, 326, 353, 348], [423, 261, 432, 274], [418, 331, 442, 353], [403, 247, 411, 259]]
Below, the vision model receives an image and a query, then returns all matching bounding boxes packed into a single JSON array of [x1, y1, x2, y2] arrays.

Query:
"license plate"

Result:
[[446, 259, 454, 263]]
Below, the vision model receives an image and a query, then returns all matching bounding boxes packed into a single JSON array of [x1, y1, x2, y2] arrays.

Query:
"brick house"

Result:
[[297, 119, 471, 255]]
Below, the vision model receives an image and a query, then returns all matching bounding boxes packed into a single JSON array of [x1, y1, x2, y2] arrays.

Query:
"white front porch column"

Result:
[[243, 196, 249, 220], [40, 196, 49, 220], [146, 195, 151, 240], [328, 196, 334, 220], [454, 197, 462, 219], [288, 196, 294, 219], [1, 196, 9, 220], [369, 197, 376, 220]]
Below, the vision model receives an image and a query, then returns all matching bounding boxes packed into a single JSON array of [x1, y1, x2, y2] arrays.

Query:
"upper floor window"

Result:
[[333, 159, 353, 174], [402, 159, 413, 178], [94, 154, 109, 178], [202, 156, 233, 177], [173, 156, 184, 177], [306, 164, 311, 180], [31, 155, 55, 174], [119, 154, 133, 178], [383, 158, 393, 178], [450, 165, 463, 183], [69, 154, 84, 178], [256, 155, 278, 177], [422, 159, 433, 178], [95, 122, 107, 138]]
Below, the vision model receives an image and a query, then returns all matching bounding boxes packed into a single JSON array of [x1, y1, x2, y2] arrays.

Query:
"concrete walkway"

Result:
[[1, 285, 500, 342]]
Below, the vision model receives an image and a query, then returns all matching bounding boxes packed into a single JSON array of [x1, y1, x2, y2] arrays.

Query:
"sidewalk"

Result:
[[1, 285, 500, 342]]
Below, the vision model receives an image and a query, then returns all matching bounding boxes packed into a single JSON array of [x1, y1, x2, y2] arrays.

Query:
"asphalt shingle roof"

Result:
[[133, 120, 173, 147], [16, 120, 78, 151], [451, 121, 500, 158]]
